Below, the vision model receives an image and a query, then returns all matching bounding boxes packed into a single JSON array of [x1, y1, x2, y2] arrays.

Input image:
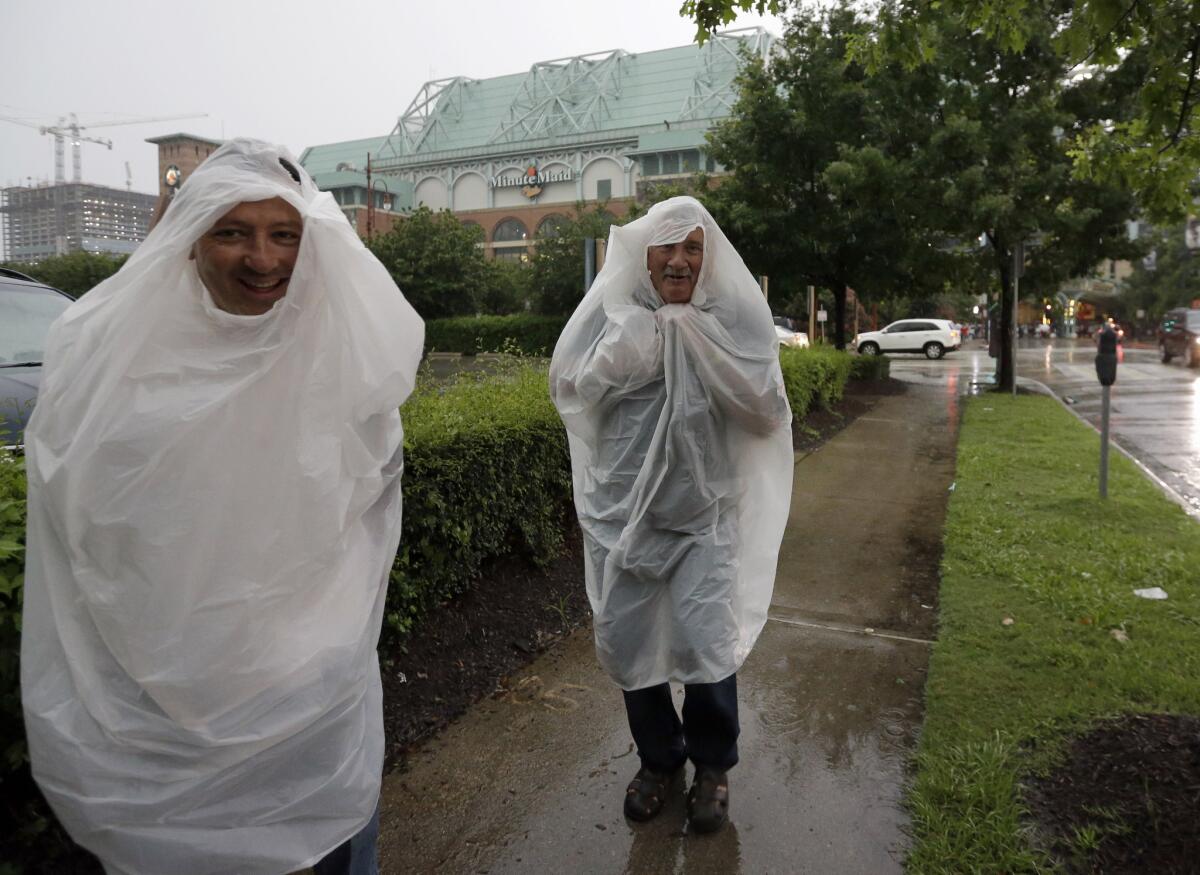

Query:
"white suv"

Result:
[[854, 319, 961, 360]]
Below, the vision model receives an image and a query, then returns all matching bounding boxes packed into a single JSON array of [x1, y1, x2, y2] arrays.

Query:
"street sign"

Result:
[[817, 310, 828, 322]]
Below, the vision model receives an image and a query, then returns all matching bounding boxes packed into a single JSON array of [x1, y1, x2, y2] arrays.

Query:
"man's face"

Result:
[[191, 197, 303, 316], [647, 227, 704, 304]]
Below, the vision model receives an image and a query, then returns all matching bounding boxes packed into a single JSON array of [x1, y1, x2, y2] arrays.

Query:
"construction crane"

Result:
[[0, 112, 208, 184]]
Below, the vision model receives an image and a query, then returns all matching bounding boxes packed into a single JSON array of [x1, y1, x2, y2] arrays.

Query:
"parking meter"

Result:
[[1095, 326, 1118, 386], [1095, 325, 1118, 498]]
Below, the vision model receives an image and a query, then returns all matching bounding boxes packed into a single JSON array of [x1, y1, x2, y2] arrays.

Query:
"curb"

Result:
[[1016, 376, 1199, 521]]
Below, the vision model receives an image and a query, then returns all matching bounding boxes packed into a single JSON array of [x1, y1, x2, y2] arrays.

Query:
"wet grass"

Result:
[[905, 394, 1200, 874]]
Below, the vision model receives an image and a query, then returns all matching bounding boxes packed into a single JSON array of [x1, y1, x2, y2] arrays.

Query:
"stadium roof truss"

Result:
[[380, 76, 478, 159], [488, 49, 629, 145], [678, 27, 774, 121]]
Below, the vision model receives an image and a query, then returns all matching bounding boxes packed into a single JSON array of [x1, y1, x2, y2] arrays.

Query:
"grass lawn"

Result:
[[906, 394, 1200, 873]]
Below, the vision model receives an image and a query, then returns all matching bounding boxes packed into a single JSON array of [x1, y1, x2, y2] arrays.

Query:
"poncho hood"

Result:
[[21, 138, 423, 874]]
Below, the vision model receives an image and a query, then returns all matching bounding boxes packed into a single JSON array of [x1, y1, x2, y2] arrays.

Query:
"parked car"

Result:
[[853, 318, 961, 359], [0, 269, 75, 448], [775, 324, 810, 348], [1158, 308, 1200, 367]]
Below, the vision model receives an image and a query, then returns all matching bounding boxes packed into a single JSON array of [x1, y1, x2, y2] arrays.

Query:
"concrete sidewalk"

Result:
[[377, 379, 960, 874]]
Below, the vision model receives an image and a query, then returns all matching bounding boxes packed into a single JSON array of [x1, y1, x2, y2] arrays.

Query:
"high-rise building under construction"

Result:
[[1, 182, 156, 263]]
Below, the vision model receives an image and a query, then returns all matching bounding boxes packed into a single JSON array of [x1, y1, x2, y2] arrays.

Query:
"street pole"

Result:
[[583, 237, 595, 291], [1011, 241, 1022, 398], [1099, 386, 1111, 498], [807, 285, 816, 343]]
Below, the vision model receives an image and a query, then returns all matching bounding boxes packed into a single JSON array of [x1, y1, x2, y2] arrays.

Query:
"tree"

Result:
[[478, 259, 534, 315], [1123, 226, 1200, 326], [900, 0, 1143, 389], [2, 251, 129, 297], [685, 0, 1200, 224], [529, 204, 623, 315], [366, 207, 489, 319], [698, 0, 1142, 385], [703, 2, 950, 348]]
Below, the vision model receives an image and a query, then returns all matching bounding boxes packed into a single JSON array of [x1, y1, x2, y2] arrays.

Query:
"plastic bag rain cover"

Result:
[[550, 197, 792, 691], [21, 139, 424, 874]]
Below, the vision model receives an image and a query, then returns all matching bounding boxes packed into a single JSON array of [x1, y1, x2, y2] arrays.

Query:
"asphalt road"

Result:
[[883, 339, 1200, 520]]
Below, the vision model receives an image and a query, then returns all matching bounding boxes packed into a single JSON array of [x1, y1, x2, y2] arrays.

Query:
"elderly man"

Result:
[[550, 197, 793, 834], [21, 139, 423, 874]]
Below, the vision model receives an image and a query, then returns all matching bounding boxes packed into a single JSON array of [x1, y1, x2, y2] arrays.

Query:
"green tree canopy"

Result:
[[685, 0, 1200, 224], [697, 0, 1144, 387], [902, 0, 1143, 387], [1123, 226, 1200, 323], [366, 206, 489, 319], [703, 1, 957, 347], [529, 204, 623, 315]]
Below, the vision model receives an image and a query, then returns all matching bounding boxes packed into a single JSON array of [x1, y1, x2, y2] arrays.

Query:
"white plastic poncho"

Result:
[[21, 139, 423, 875], [549, 196, 793, 691]]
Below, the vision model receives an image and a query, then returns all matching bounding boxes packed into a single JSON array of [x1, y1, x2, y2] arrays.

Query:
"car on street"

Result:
[[852, 318, 961, 359], [1158, 308, 1200, 367], [775, 324, 810, 348], [1, 269, 75, 448]]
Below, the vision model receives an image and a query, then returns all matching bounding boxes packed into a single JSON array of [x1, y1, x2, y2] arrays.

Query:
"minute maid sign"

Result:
[[489, 161, 574, 199]]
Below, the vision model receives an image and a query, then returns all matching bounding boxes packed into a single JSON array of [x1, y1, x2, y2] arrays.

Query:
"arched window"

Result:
[[536, 214, 569, 239], [492, 218, 529, 242]]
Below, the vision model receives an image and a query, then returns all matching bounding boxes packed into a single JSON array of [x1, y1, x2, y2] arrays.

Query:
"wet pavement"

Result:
[[378, 375, 961, 874]]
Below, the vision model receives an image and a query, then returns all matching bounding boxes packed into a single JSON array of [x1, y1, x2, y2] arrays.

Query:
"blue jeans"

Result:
[[313, 803, 380, 875]]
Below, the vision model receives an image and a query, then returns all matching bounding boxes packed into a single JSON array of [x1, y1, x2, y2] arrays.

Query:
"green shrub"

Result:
[[849, 352, 890, 381], [0, 455, 24, 751], [389, 360, 572, 636], [0, 453, 26, 786], [424, 315, 568, 356], [778, 346, 856, 418]]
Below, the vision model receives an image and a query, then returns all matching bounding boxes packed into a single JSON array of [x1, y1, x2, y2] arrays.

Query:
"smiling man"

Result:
[[551, 197, 793, 835], [21, 140, 424, 875], [191, 196, 303, 315], [647, 226, 705, 304]]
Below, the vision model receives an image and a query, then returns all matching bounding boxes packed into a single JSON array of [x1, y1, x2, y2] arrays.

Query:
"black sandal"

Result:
[[686, 766, 729, 833], [624, 765, 679, 822]]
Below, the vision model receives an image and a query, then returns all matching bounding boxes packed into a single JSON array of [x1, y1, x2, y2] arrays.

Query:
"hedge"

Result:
[[424, 314, 568, 356], [0, 453, 34, 856], [388, 360, 572, 636], [778, 346, 863, 419]]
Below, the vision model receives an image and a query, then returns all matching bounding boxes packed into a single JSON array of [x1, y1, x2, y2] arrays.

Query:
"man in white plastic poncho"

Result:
[[550, 197, 793, 834], [21, 139, 424, 875]]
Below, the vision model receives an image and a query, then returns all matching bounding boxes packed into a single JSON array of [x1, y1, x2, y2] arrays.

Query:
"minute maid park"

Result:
[[299, 28, 774, 261]]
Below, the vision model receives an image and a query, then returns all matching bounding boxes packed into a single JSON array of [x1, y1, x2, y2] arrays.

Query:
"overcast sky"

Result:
[[1, 0, 784, 195]]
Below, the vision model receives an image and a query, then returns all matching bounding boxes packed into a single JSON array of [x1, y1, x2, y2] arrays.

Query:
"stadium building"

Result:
[[299, 28, 774, 261]]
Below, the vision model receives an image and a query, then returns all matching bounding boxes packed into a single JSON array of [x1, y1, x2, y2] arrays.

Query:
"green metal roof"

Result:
[[300, 28, 772, 176], [633, 129, 710, 153], [299, 136, 391, 177]]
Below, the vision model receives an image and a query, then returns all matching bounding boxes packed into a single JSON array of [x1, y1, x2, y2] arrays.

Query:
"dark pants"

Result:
[[622, 673, 739, 772], [312, 801, 380, 875]]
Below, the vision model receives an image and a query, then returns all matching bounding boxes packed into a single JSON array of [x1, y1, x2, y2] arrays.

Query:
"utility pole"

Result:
[[365, 153, 374, 241]]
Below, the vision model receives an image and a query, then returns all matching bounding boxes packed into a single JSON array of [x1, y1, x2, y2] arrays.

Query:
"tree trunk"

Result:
[[996, 253, 1015, 393], [833, 283, 848, 349]]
